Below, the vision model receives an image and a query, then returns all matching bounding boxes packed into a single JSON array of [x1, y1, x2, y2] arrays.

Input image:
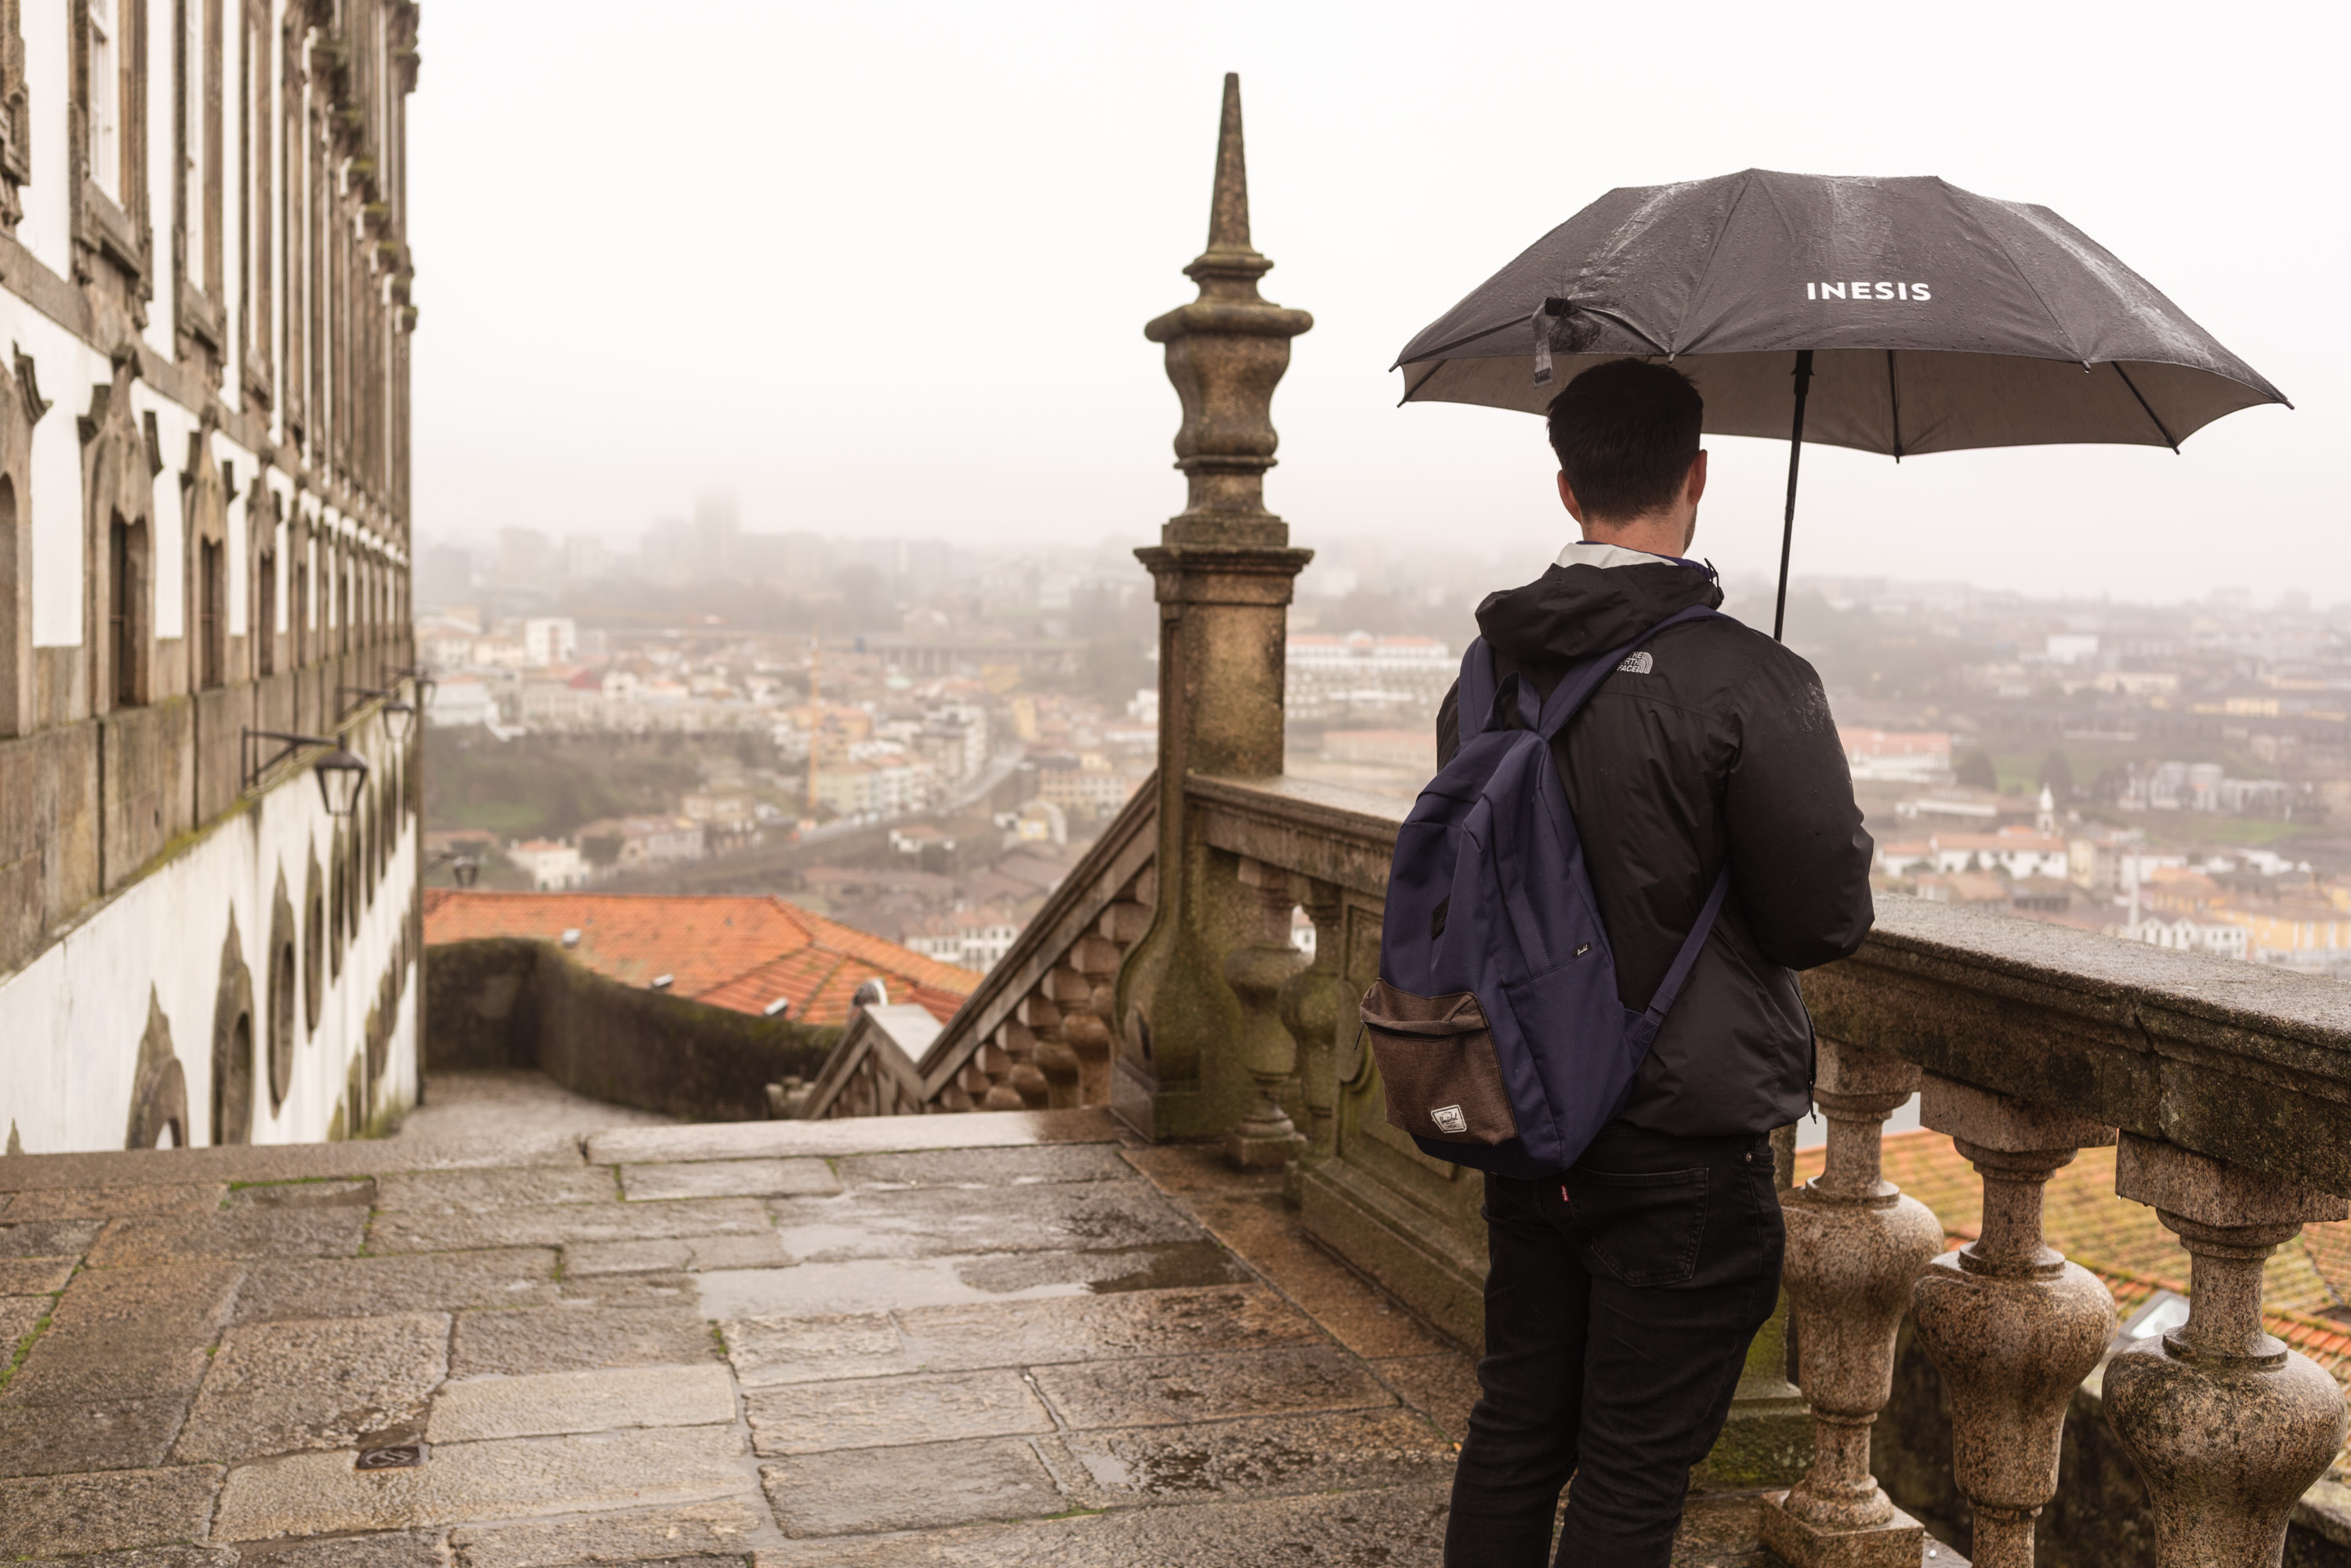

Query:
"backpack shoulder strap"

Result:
[[1534, 604, 1719, 740], [1456, 638, 1499, 744], [1630, 864, 1731, 1045]]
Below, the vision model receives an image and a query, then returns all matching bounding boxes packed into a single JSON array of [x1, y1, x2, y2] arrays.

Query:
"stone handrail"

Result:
[[798, 776, 1158, 1119]]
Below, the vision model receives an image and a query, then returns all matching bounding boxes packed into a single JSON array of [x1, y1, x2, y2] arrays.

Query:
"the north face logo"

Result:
[[1617, 652, 1654, 674], [1431, 1104, 1468, 1135]]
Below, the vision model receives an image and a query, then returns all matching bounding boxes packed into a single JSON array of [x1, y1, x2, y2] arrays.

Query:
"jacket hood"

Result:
[[1476, 544, 1726, 664]]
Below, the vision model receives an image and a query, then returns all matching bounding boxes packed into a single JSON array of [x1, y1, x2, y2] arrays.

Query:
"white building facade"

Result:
[[0, 0, 422, 1152]]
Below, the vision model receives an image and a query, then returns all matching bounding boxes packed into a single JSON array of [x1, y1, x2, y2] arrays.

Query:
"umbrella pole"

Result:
[[1771, 349, 1815, 643]]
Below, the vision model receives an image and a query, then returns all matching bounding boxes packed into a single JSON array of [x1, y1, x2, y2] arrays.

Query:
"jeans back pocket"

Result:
[[1571, 1166, 1709, 1287]]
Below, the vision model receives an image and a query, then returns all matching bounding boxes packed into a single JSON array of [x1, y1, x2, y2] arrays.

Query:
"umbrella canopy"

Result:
[[1394, 168, 2284, 457]]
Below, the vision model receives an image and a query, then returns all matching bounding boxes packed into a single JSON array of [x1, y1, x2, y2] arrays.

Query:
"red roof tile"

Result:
[[422, 889, 981, 1026]]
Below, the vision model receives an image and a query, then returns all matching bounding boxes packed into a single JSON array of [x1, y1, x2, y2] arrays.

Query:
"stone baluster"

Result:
[[996, 1020, 1048, 1110], [1276, 876, 1346, 1168], [1223, 854, 1309, 1168], [1064, 943, 1121, 1105], [1909, 1076, 2117, 1568], [2104, 1135, 2350, 1568], [1762, 1040, 1946, 1567], [1020, 992, 1078, 1108]]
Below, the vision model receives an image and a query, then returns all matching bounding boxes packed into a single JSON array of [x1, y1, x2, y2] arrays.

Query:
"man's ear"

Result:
[[1556, 470, 1586, 524], [1686, 450, 1709, 507]]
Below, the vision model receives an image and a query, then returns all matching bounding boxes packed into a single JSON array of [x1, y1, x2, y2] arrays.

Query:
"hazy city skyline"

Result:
[[408, 1, 2343, 605]]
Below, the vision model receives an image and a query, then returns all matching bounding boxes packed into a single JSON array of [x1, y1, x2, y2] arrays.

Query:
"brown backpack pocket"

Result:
[[1360, 979, 1520, 1145]]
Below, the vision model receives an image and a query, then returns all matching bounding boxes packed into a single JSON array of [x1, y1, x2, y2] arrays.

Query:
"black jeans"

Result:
[[1444, 1121, 1784, 1568]]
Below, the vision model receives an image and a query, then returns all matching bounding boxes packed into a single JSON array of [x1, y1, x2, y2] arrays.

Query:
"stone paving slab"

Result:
[[234, 1532, 449, 1568], [745, 1368, 1052, 1455], [0, 1257, 76, 1292], [0, 1133, 589, 1193], [1045, 1407, 1455, 1508], [698, 1237, 1245, 1320], [894, 1284, 1326, 1371], [370, 1198, 776, 1254], [172, 1313, 451, 1463], [211, 1426, 757, 1540], [834, 1145, 1135, 1190], [567, 1233, 792, 1274], [1030, 1344, 1398, 1430], [233, 1248, 560, 1322], [584, 1107, 1121, 1165], [429, 1363, 738, 1443], [0, 1182, 229, 1219], [446, 1498, 771, 1568], [748, 1480, 1454, 1566], [720, 1313, 916, 1389], [450, 1302, 719, 1377], [716, 1280, 1332, 1389], [761, 1436, 1067, 1537], [0, 1465, 225, 1555], [372, 1168, 621, 1214], [4, 1262, 244, 1406], [765, 1180, 1199, 1264], [0, 1293, 47, 1350], [620, 1159, 841, 1201], [1178, 1190, 1456, 1360], [86, 1208, 369, 1268], [0, 1394, 190, 1474], [0, 1219, 103, 1256], [1371, 1350, 1482, 1441]]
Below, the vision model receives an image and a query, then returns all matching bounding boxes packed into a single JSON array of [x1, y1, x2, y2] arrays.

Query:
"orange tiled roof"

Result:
[[422, 889, 982, 1027]]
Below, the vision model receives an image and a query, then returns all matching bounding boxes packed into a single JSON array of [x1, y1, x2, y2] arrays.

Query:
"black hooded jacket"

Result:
[[1434, 545, 1875, 1139]]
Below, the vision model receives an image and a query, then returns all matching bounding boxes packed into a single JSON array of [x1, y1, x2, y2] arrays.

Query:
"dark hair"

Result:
[[1545, 359, 1704, 523]]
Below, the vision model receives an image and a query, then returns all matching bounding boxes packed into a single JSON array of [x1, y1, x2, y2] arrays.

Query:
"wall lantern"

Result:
[[380, 700, 416, 748], [242, 729, 368, 818], [453, 855, 480, 888], [310, 748, 372, 818], [397, 666, 438, 712]]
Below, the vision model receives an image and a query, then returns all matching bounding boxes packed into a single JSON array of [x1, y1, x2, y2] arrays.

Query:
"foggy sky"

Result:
[[406, 0, 2346, 607]]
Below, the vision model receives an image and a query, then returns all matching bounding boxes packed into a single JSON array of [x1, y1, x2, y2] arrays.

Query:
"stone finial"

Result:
[[1143, 72, 1313, 548]]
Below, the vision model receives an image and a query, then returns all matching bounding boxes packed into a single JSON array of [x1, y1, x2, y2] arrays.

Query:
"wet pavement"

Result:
[[0, 1105, 1805, 1564]]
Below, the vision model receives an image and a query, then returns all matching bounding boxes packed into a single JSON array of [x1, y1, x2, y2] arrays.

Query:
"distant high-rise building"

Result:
[[694, 491, 741, 576], [498, 527, 552, 587], [564, 534, 607, 581]]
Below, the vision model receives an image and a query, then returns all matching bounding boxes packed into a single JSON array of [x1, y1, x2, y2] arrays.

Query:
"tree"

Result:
[[1956, 748, 1998, 791], [2038, 749, 2074, 800]]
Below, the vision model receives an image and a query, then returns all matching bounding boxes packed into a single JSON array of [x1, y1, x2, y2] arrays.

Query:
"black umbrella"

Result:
[[1393, 168, 2288, 639]]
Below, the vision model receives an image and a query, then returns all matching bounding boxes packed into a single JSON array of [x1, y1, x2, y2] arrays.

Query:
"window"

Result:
[[198, 537, 223, 686], [109, 513, 147, 706], [291, 556, 306, 666], [90, 0, 121, 199], [240, 0, 271, 402], [254, 547, 273, 675]]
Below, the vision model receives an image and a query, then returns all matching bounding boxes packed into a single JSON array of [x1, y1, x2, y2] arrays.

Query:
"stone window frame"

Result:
[[72, 0, 154, 307], [172, 0, 229, 368], [238, 0, 272, 408]]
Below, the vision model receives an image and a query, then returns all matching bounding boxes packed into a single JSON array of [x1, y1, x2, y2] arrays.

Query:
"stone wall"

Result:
[[425, 937, 839, 1124]]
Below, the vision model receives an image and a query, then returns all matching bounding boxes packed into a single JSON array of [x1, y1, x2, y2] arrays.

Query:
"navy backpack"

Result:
[[1363, 605, 1729, 1177]]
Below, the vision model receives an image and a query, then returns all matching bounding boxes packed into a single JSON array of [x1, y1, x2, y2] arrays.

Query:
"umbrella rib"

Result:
[[1887, 350, 1904, 462], [2111, 362, 2181, 453], [1397, 364, 1447, 407], [1390, 317, 1524, 371]]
